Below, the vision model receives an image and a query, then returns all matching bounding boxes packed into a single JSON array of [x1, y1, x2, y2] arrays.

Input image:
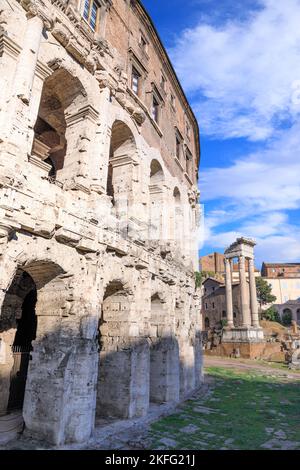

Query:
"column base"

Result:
[[222, 326, 264, 343]]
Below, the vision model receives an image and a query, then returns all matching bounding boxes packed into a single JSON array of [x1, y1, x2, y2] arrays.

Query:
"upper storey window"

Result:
[[170, 93, 176, 110], [175, 128, 183, 163], [83, 0, 100, 31], [131, 67, 141, 95], [161, 74, 166, 92], [186, 120, 191, 140], [151, 95, 159, 123], [150, 85, 163, 127], [140, 34, 148, 54]]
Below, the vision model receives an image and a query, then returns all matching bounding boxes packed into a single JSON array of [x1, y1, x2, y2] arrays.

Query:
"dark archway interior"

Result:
[[6, 277, 37, 412], [13, 289, 37, 350]]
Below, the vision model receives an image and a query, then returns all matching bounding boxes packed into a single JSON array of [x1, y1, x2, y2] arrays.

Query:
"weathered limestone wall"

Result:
[[0, 0, 202, 446]]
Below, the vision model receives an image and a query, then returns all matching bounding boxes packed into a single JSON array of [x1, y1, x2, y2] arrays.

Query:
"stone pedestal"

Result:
[[221, 326, 265, 359], [222, 326, 264, 343]]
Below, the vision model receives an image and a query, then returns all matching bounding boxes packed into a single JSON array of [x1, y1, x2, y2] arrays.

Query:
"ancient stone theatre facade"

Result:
[[0, 0, 202, 445]]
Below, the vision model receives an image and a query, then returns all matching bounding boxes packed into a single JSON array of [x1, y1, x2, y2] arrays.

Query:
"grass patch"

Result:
[[149, 366, 300, 450]]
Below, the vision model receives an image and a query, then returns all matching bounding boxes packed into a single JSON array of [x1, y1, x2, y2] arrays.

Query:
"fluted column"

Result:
[[239, 255, 251, 327], [225, 258, 234, 328], [249, 258, 259, 327]]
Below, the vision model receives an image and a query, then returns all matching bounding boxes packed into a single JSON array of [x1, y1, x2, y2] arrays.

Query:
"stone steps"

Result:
[[0, 412, 24, 444]]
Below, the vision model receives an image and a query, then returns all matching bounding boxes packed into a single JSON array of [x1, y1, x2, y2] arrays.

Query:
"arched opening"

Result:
[[297, 309, 300, 325], [96, 280, 148, 419], [107, 121, 137, 219], [204, 317, 210, 329], [0, 270, 37, 414], [175, 299, 195, 398], [149, 293, 179, 404], [149, 160, 165, 240], [0, 260, 70, 443], [173, 187, 182, 243], [282, 308, 292, 326], [31, 68, 88, 181]]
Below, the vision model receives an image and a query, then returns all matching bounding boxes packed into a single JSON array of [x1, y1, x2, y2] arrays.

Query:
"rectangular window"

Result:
[[171, 94, 176, 109], [186, 148, 193, 176], [186, 121, 191, 140], [83, 0, 100, 31], [176, 136, 181, 160], [131, 67, 140, 95], [140, 35, 147, 52], [151, 95, 159, 123]]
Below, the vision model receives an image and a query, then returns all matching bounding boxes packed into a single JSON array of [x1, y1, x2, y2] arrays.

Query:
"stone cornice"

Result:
[[20, 0, 55, 30], [65, 105, 100, 127], [35, 60, 52, 80], [0, 34, 21, 59]]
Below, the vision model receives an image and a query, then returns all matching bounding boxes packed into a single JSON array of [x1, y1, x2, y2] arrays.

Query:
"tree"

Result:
[[261, 306, 280, 323], [255, 277, 277, 310], [195, 270, 217, 288], [282, 310, 292, 326]]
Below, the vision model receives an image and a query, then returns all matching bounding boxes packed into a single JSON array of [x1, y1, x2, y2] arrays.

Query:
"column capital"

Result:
[[21, 0, 55, 31]]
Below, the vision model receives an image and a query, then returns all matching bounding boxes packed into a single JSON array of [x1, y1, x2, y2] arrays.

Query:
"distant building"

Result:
[[274, 299, 300, 325], [265, 278, 300, 305], [262, 263, 300, 278], [261, 262, 300, 307], [200, 252, 260, 282], [202, 277, 247, 330], [200, 252, 225, 274]]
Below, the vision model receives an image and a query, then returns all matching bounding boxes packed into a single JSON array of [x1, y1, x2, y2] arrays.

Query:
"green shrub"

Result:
[[282, 310, 292, 326], [262, 306, 280, 323], [220, 319, 228, 329]]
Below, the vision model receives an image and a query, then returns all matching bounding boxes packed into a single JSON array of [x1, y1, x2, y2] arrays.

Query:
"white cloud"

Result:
[[201, 208, 300, 263], [171, 0, 300, 264], [200, 125, 300, 212], [170, 0, 300, 140]]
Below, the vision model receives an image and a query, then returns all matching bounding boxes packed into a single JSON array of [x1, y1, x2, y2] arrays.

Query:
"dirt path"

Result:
[[204, 355, 300, 379]]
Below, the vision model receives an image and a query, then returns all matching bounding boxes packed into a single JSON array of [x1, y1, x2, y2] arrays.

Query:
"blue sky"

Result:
[[142, 0, 300, 268]]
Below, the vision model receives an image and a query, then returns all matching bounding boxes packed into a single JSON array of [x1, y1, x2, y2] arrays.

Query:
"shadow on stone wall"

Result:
[[1, 322, 203, 446]]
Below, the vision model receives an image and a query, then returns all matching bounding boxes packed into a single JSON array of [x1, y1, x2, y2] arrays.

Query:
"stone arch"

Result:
[[172, 186, 183, 243], [107, 120, 138, 221], [31, 67, 92, 182], [149, 290, 179, 404], [96, 277, 149, 419], [149, 159, 165, 240], [150, 159, 165, 184], [283, 308, 292, 325], [173, 186, 181, 202], [174, 293, 195, 398], [0, 259, 67, 422]]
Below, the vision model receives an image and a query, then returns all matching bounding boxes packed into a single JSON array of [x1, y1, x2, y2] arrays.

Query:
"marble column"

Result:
[[249, 257, 259, 327], [7, 9, 52, 150], [225, 258, 234, 328], [239, 255, 251, 327], [13, 14, 44, 105]]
